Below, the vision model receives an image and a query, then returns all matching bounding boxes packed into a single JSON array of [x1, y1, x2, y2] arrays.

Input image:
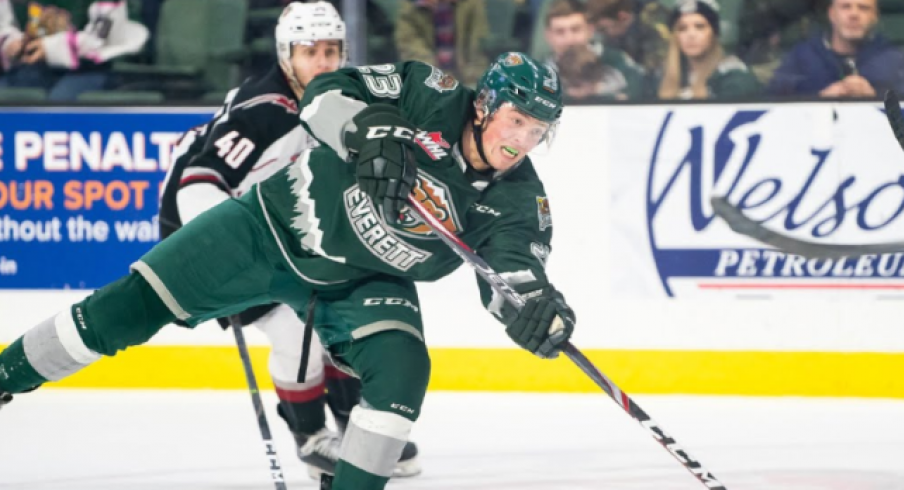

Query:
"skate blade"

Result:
[[307, 457, 422, 479], [392, 457, 422, 478]]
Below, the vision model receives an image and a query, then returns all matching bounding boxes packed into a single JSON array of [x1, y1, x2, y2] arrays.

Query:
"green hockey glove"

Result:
[[505, 285, 575, 359], [344, 104, 419, 224]]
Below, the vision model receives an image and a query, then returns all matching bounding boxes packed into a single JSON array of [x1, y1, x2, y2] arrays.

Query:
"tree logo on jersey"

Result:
[[397, 172, 462, 238], [425, 66, 459, 93], [537, 196, 552, 231], [415, 131, 450, 160]]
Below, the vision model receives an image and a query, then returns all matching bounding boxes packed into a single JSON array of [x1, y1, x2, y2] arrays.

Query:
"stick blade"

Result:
[[884, 90, 904, 152], [712, 195, 904, 259]]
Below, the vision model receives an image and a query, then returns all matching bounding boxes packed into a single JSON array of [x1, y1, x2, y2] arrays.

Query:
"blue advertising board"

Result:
[[0, 107, 214, 289]]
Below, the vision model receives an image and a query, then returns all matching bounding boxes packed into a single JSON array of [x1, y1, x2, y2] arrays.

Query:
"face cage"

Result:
[[482, 100, 560, 155]]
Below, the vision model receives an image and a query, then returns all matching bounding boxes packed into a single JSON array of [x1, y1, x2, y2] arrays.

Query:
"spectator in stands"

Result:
[[766, 0, 904, 98], [658, 0, 760, 100], [0, 0, 148, 101], [736, 0, 828, 85], [544, 0, 643, 100], [394, 0, 488, 87], [587, 0, 669, 78], [557, 43, 635, 101], [0, 1, 13, 75]]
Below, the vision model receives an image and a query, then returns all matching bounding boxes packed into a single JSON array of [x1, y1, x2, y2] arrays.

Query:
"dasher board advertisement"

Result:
[[0, 108, 212, 289]]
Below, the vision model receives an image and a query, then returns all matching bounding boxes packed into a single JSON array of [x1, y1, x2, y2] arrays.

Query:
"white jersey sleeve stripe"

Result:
[[299, 89, 367, 160]]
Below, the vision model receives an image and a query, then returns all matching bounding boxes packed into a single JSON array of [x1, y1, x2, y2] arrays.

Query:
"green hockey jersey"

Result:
[[254, 61, 555, 316]]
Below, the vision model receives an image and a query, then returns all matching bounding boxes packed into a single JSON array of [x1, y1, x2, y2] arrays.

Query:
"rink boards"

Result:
[[2, 103, 904, 397]]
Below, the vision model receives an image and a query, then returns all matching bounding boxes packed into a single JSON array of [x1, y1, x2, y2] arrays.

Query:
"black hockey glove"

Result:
[[505, 285, 575, 359], [344, 104, 419, 224]]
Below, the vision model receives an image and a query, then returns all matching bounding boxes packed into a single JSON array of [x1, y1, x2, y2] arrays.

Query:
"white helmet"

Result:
[[276, 2, 347, 88]]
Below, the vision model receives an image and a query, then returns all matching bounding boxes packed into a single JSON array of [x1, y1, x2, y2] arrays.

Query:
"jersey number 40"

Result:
[[215, 131, 256, 168]]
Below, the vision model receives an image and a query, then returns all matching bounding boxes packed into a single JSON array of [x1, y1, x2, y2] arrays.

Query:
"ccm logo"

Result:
[[534, 96, 556, 108], [366, 126, 414, 139], [364, 297, 420, 312], [473, 204, 501, 217], [391, 403, 415, 414]]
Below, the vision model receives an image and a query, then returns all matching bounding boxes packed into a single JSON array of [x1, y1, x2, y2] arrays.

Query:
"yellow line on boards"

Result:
[[1, 345, 901, 397]]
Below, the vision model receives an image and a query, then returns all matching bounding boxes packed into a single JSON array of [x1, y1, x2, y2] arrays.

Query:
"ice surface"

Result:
[[2, 391, 903, 489]]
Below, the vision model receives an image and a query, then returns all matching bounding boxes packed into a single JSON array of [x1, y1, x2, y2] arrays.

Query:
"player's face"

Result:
[[481, 104, 551, 171], [290, 40, 343, 87], [674, 14, 715, 59]]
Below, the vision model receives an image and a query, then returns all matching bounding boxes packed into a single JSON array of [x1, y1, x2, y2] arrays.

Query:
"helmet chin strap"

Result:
[[472, 115, 493, 172]]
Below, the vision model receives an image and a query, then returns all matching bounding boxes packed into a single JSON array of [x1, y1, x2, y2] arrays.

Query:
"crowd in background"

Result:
[[0, 0, 902, 103]]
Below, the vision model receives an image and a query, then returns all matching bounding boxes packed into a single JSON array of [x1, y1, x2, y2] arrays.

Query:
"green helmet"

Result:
[[475, 52, 564, 125]]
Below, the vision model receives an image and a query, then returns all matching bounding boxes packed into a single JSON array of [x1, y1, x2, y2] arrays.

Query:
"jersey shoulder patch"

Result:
[[424, 65, 460, 93], [536, 196, 552, 231]]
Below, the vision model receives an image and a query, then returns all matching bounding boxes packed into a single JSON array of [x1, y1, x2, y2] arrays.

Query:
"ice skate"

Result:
[[392, 440, 422, 478], [296, 427, 422, 479], [333, 411, 421, 478], [295, 428, 342, 479]]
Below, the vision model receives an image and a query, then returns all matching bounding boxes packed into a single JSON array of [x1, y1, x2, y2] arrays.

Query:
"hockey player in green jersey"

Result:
[[0, 51, 576, 490]]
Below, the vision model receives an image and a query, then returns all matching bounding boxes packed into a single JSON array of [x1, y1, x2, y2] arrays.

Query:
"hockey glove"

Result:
[[344, 104, 419, 224], [505, 285, 575, 359]]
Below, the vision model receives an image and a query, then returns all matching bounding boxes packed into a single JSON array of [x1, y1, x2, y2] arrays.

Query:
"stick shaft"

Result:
[[406, 197, 727, 490], [230, 316, 289, 490]]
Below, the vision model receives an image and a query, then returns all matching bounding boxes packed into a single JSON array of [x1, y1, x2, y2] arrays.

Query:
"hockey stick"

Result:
[[406, 197, 728, 490], [229, 315, 289, 490], [710, 91, 904, 259], [885, 90, 904, 152], [709, 195, 904, 259]]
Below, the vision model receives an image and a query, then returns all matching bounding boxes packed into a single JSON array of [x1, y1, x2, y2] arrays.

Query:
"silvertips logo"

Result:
[[397, 172, 462, 238], [647, 105, 904, 297]]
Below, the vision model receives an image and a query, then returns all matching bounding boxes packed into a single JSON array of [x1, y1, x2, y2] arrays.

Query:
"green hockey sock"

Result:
[[332, 459, 390, 490]]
